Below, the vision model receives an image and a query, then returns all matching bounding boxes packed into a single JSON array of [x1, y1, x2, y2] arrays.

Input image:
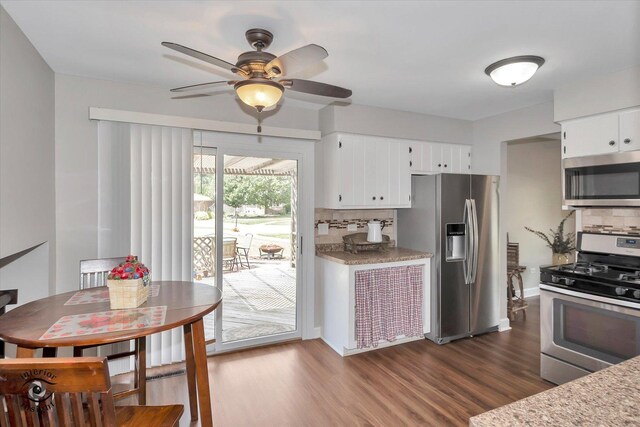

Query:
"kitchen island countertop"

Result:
[[469, 355, 640, 426], [316, 247, 432, 265]]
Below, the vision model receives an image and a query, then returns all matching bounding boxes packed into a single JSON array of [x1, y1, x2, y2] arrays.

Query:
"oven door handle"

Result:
[[539, 283, 640, 310]]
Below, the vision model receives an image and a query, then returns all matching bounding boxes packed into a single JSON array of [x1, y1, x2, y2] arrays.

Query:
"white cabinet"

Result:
[[620, 109, 640, 152], [318, 133, 411, 209], [561, 108, 640, 158], [409, 141, 472, 174], [318, 257, 430, 356]]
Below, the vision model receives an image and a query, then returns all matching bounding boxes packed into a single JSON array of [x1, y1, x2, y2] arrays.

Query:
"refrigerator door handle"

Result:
[[463, 199, 473, 285], [470, 199, 479, 284]]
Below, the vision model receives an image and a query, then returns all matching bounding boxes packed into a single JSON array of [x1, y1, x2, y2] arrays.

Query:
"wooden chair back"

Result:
[[507, 243, 520, 272], [222, 238, 237, 261], [80, 257, 127, 289], [0, 357, 117, 427]]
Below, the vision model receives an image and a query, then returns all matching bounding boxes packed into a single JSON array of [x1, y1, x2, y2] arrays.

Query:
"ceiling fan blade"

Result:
[[162, 42, 243, 75], [281, 79, 352, 98], [170, 80, 236, 93], [265, 44, 328, 77]]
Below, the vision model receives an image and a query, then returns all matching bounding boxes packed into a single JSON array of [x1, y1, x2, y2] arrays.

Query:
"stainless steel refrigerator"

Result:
[[397, 174, 500, 344]]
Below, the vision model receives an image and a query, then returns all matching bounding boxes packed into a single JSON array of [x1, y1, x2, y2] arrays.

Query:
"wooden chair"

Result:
[[236, 233, 253, 269], [222, 238, 238, 271], [0, 357, 183, 427], [507, 243, 528, 321], [77, 258, 147, 404]]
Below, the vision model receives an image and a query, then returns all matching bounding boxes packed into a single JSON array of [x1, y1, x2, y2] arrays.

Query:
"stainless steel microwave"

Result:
[[563, 151, 640, 207]]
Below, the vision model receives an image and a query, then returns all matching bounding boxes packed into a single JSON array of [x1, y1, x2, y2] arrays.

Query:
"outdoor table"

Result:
[[0, 281, 221, 427]]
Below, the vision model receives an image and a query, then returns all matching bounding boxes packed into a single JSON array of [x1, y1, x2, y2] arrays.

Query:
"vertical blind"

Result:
[[98, 121, 193, 370]]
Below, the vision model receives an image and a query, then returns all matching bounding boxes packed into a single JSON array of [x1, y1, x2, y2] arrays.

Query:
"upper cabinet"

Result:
[[619, 109, 640, 152], [319, 133, 411, 209], [561, 108, 640, 158], [317, 133, 472, 209], [409, 141, 472, 174]]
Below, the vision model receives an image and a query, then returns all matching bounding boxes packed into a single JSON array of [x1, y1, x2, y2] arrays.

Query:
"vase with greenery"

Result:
[[525, 211, 576, 265]]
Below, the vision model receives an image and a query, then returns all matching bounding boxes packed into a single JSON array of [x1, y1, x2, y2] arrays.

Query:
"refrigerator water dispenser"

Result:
[[446, 223, 466, 262]]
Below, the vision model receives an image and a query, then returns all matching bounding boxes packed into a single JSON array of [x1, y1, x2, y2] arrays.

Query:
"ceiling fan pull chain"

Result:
[[257, 114, 262, 134]]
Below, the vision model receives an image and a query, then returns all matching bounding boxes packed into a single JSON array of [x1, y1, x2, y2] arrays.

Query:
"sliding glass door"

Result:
[[193, 142, 302, 352], [220, 154, 298, 345]]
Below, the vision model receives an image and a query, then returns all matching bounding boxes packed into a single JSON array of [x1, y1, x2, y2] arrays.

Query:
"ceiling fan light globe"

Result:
[[234, 80, 284, 110], [485, 55, 545, 87]]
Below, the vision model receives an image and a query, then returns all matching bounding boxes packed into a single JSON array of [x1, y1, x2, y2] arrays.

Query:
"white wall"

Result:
[[506, 139, 573, 292], [554, 66, 640, 122], [0, 6, 55, 299], [54, 74, 319, 293], [319, 104, 473, 143], [472, 101, 559, 175], [472, 101, 560, 328]]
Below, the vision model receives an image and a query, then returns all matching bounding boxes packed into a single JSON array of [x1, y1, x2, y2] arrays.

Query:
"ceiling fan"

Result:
[[162, 28, 352, 114]]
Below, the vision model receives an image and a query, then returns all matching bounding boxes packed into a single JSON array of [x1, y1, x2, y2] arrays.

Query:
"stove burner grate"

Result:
[[559, 262, 609, 275], [618, 271, 640, 282]]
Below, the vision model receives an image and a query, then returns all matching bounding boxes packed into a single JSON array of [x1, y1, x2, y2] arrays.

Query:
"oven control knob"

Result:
[[564, 278, 575, 286], [633, 290, 640, 299], [615, 287, 628, 296]]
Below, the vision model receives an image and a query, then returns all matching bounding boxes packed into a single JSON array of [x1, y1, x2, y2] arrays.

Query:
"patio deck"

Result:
[[201, 260, 296, 343]]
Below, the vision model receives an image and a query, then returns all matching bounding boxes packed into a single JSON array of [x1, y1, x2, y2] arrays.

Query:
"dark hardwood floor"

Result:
[[118, 297, 553, 426]]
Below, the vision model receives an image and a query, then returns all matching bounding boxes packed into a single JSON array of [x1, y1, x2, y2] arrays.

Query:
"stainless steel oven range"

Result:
[[540, 232, 640, 385]]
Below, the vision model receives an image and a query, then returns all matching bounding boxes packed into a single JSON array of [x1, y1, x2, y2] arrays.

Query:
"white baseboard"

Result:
[[312, 326, 321, 339], [523, 287, 540, 298], [498, 317, 511, 332]]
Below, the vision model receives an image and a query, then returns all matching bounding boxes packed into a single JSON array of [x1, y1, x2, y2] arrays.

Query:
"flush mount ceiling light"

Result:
[[484, 55, 545, 87]]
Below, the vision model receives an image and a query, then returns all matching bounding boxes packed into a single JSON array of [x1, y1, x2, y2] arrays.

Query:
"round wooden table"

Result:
[[0, 281, 221, 427]]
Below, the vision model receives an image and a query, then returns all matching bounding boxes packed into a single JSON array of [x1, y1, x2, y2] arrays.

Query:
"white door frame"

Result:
[[195, 131, 316, 353]]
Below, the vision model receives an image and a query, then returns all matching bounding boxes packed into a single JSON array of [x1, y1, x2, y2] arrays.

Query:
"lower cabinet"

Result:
[[318, 257, 431, 356]]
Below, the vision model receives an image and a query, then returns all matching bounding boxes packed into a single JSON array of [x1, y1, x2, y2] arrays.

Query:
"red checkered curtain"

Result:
[[355, 265, 423, 349]]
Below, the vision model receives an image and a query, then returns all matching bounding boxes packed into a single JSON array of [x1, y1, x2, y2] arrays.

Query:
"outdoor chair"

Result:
[[78, 257, 147, 404], [236, 233, 253, 269], [0, 357, 182, 427], [223, 237, 238, 271]]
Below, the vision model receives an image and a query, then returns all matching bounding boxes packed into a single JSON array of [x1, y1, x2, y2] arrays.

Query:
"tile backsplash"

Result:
[[314, 209, 395, 246], [581, 208, 640, 235]]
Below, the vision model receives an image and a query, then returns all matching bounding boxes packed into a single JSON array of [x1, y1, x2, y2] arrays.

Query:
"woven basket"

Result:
[[107, 278, 149, 309]]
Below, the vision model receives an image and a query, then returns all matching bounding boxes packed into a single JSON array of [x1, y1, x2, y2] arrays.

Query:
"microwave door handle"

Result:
[[463, 199, 471, 285]]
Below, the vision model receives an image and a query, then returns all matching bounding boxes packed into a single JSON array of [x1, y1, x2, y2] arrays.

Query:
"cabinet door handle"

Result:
[[444, 164, 448, 168], [609, 140, 616, 146], [372, 196, 376, 201], [380, 196, 384, 201], [624, 138, 631, 144], [438, 163, 442, 167], [339, 195, 342, 202], [409, 147, 412, 153], [410, 161, 413, 167]]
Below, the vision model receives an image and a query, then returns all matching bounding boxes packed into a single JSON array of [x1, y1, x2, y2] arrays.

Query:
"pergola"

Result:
[[193, 154, 297, 176]]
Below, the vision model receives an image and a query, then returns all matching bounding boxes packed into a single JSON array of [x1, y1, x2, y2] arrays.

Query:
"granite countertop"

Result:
[[316, 247, 432, 265], [469, 356, 640, 426]]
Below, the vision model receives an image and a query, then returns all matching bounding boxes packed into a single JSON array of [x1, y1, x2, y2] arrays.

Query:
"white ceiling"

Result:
[[2, 1, 639, 120]]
